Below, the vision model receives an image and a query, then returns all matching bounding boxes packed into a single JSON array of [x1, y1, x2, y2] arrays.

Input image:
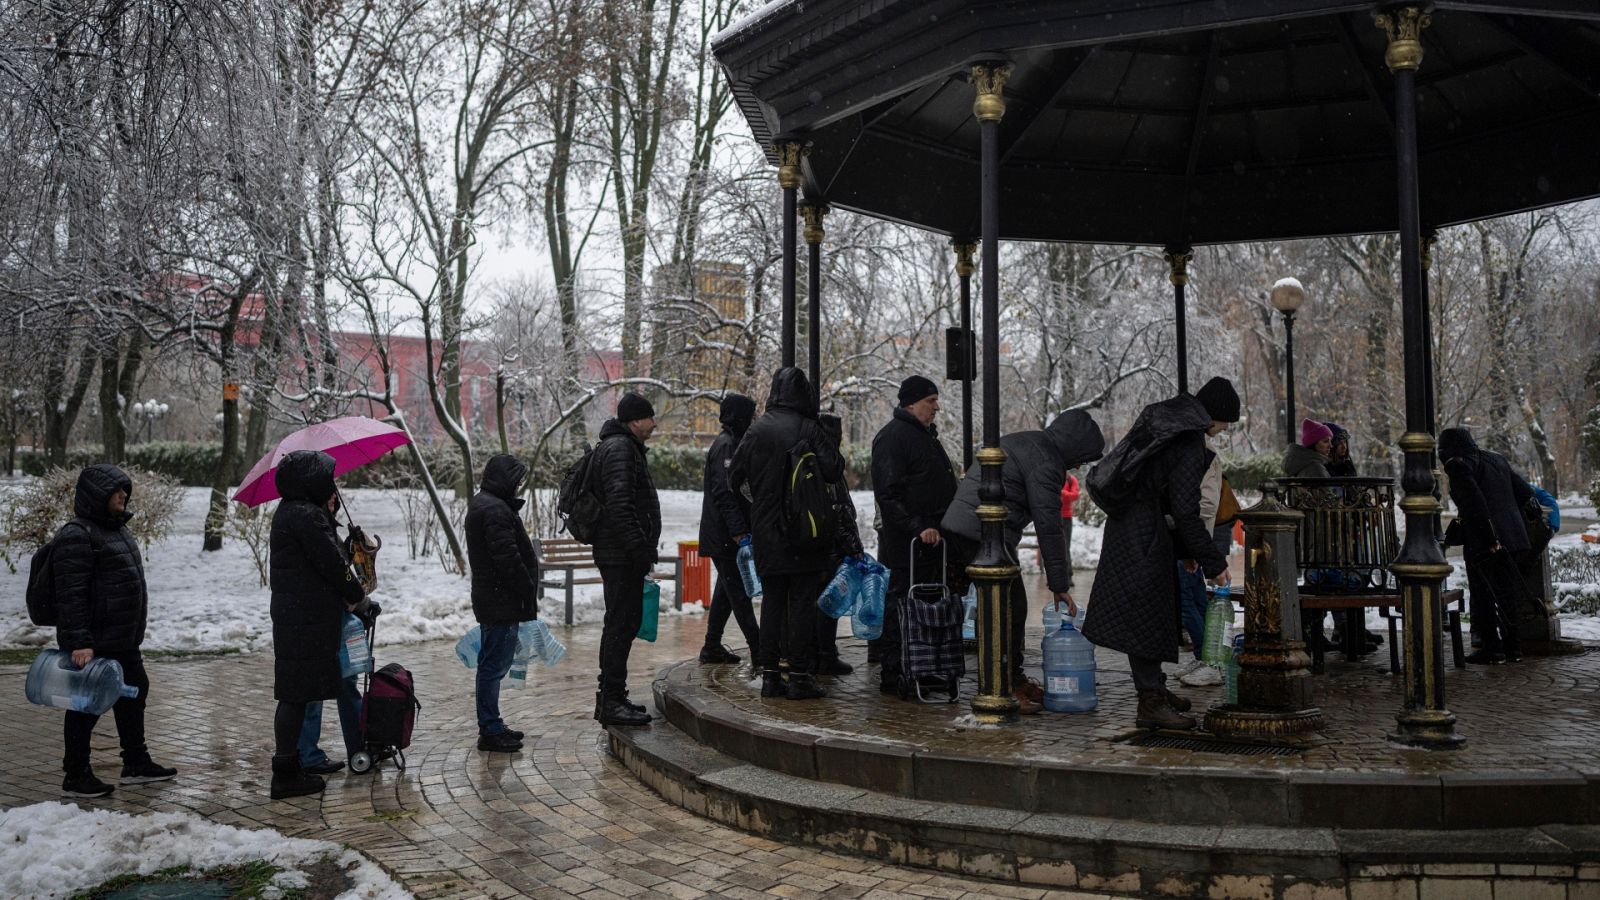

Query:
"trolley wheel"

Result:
[[349, 751, 373, 774]]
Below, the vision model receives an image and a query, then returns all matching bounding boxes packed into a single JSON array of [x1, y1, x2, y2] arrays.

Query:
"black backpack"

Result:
[[781, 439, 838, 553], [1085, 420, 1155, 516], [556, 446, 604, 544], [26, 518, 99, 627]]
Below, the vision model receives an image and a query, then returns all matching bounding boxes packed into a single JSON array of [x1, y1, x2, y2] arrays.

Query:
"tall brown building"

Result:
[[650, 261, 749, 443]]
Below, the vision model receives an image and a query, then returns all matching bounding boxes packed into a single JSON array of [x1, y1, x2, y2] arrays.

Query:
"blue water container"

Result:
[[819, 559, 863, 618], [454, 625, 482, 668], [1042, 599, 1063, 633], [339, 613, 372, 677], [25, 650, 140, 715], [852, 555, 888, 640], [961, 585, 977, 640], [1041, 619, 1097, 712], [737, 538, 763, 598]]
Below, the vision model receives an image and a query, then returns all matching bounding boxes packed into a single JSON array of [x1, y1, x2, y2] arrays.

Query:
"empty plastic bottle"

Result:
[[819, 559, 863, 618], [339, 613, 372, 678], [961, 585, 977, 641], [454, 626, 482, 669], [1041, 619, 1097, 712], [737, 537, 763, 598], [1201, 582, 1234, 666], [1224, 634, 1245, 705], [25, 650, 139, 715], [518, 619, 566, 668], [1042, 599, 1063, 633], [508, 635, 531, 686], [852, 555, 888, 640]]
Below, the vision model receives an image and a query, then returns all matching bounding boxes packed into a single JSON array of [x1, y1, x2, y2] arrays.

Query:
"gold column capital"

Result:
[[970, 63, 1010, 123], [800, 202, 829, 245], [1375, 7, 1430, 72], [1164, 249, 1193, 287], [774, 140, 809, 190], [1397, 430, 1436, 454], [954, 242, 976, 277]]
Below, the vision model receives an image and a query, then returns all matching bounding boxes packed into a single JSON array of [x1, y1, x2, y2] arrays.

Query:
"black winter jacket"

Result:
[[589, 418, 662, 568], [729, 367, 845, 576], [1439, 427, 1534, 560], [54, 465, 148, 653], [941, 410, 1105, 594], [871, 407, 958, 571], [466, 454, 540, 625], [270, 450, 365, 703], [821, 413, 865, 563], [698, 394, 756, 560]]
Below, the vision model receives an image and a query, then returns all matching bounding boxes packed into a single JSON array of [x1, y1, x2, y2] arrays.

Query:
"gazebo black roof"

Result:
[[713, 1, 1600, 246]]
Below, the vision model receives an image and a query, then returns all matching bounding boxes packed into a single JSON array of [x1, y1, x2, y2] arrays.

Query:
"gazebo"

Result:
[[712, 1, 1600, 747]]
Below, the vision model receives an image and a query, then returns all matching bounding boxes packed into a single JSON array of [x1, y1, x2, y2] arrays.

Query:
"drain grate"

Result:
[[1126, 733, 1301, 757]]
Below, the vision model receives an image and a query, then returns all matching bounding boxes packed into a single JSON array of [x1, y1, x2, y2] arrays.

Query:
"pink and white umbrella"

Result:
[[233, 416, 411, 507]]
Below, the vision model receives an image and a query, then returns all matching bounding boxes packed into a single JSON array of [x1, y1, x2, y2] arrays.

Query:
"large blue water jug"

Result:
[[25, 650, 139, 715], [1041, 619, 1097, 712], [454, 626, 482, 668], [852, 554, 888, 640], [819, 559, 863, 618], [737, 538, 762, 598], [1201, 583, 1233, 666], [339, 613, 371, 678]]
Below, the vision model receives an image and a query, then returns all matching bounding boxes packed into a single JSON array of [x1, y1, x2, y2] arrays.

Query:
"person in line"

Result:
[[1081, 377, 1237, 731], [1439, 426, 1535, 665], [870, 375, 959, 696], [697, 393, 760, 665], [730, 367, 846, 700], [1059, 472, 1081, 586], [53, 465, 177, 797], [818, 412, 865, 673], [465, 454, 541, 752], [1173, 442, 1238, 688], [1282, 418, 1334, 478], [297, 648, 366, 775], [269, 450, 369, 800], [1325, 422, 1357, 477], [942, 410, 1105, 714], [591, 393, 662, 727]]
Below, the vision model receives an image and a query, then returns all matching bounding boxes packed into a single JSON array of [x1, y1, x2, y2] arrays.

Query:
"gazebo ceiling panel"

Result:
[[718, 1, 1600, 246]]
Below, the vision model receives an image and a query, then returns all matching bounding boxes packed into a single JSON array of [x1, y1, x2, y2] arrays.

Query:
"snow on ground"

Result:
[[0, 801, 408, 900]]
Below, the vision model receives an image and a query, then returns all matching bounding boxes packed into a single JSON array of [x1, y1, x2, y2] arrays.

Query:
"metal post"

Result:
[[1283, 310, 1297, 445], [1165, 248, 1192, 394], [955, 240, 976, 471], [776, 141, 806, 368], [1422, 232, 1443, 538], [802, 202, 829, 406], [1377, 6, 1461, 749], [968, 62, 1018, 725]]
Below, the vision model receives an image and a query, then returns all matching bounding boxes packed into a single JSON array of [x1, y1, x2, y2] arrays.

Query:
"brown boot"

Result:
[[1162, 687, 1192, 713], [1136, 690, 1196, 730]]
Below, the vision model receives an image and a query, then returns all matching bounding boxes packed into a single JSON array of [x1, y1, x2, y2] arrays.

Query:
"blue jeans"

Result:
[[299, 675, 363, 766], [476, 623, 518, 735], [1178, 562, 1206, 660]]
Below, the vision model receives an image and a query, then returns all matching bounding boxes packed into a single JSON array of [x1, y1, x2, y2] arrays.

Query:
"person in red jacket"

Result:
[[1059, 473, 1080, 588]]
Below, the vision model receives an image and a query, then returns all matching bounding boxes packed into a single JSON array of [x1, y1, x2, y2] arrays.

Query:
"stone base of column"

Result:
[[1204, 705, 1324, 741], [1391, 707, 1466, 749]]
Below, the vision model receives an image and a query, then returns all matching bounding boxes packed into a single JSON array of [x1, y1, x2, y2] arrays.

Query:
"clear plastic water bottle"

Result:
[[519, 619, 566, 668], [340, 613, 372, 677], [1224, 634, 1245, 705], [961, 585, 977, 640], [852, 555, 888, 640], [1201, 583, 1233, 666], [25, 650, 139, 715], [819, 559, 862, 618], [508, 635, 531, 687], [1042, 599, 1062, 633], [737, 537, 763, 598], [454, 626, 482, 668], [1041, 619, 1097, 712]]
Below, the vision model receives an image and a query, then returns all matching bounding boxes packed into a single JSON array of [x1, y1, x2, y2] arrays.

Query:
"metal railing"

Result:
[[1274, 477, 1399, 593]]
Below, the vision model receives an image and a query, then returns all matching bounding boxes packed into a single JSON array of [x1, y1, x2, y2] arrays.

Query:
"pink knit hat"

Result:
[[1300, 418, 1334, 448]]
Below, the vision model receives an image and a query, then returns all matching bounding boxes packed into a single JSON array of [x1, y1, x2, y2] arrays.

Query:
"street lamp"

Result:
[[132, 399, 169, 443], [1270, 277, 1306, 445]]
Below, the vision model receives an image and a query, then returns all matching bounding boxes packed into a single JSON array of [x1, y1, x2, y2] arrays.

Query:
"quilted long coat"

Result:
[[1080, 395, 1227, 663]]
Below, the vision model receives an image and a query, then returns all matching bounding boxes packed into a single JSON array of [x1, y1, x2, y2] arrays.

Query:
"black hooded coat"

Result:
[[1439, 427, 1534, 559], [940, 410, 1105, 594], [1080, 395, 1226, 662], [589, 418, 662, 568], [698, 394, 756, 560], [53, 465, 148, 653], [466, 454, 541, 625], [270, 450, 366, 703], [729, 368, 845, 576], [871, 406, 959, 572]]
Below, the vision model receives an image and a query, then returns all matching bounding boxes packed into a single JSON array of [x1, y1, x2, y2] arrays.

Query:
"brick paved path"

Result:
[[0, 614, 1112, 900]]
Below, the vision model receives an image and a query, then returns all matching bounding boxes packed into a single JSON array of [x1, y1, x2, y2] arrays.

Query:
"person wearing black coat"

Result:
[[464, 454, 540, 752], [1439, 426, 1536, 664], [817, 412, 865, 674], [269, 450, 368, 799], [941, 410, 1106, 712], [590, 393, 661, 727], [53, 464, 176, 797], [698, 393, 760, 665], [870, 376, 959, 693], [729, 367, 846, 700], [1081, 378, 1238, 731]]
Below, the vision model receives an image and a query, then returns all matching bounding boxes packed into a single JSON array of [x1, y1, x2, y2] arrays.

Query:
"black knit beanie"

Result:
[[1195, 377, 1241, 423], [616, 392, 655, 423], [897, 375, 939, 407]]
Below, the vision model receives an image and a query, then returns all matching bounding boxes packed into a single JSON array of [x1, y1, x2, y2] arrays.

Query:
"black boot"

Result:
[[816, 656, 854, 676], [786, 673, 827, 700], [593, 690, 603, 721], [270, 754, 325, 800], [760, 670, 786, 698], [598, 698, 652, 727], [699, 644, 740, 664]]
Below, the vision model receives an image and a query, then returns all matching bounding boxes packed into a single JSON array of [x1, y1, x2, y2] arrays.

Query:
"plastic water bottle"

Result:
[[1042, 600, 1062, 633], [339, 613, 372, 678], [1224, 634, 1245, 705], [852, 555, 888, 640], [518, 619, 566, 668], [25, 650, 140, 715], [819, 559, 862, 618], [961, 585, 977, 640], [737, 538, 762, 598], [508, 633, 531, 687], [1041, 619, 1097, 712], [1201, 583, 1233, 666], [454, 626, 482, 668]]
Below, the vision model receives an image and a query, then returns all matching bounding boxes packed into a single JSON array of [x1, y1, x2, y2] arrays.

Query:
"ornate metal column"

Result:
[[1206, 485, 1323, 739], [1421, 232, 1443, 537], [1164, 247, 1192, 394], [1378, 6, 1462, 748], [967, 61, 1018, 725], [776, 141, 807, 368], [954, 240, 976, 470], [802, 201, 829, 406]]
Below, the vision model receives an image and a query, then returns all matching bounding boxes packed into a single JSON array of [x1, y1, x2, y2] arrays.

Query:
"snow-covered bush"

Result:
[[1224, 453, 1285, 492], [227, 502, 273, 587], [1, 467, 183, 558], [1551, 544, 1600, 616]]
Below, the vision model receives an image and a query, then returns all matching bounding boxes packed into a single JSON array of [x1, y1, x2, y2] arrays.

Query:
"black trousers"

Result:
[[275, 700, 307, 759], [597, 561, 651, 700], [1467, 550, 1525, 655], [63, 648, 149, 774], [704, 554, 759, 651], [757, 569, 830, 675], [1129, 655, 1166, 693]]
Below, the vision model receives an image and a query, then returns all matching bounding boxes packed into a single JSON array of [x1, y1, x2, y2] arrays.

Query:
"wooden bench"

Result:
[[538, 538, 681, 626], [1300, 589, 1466, 674]]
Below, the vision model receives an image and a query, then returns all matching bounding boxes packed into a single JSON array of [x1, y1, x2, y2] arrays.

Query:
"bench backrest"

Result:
[[539, 538, 597, 568]]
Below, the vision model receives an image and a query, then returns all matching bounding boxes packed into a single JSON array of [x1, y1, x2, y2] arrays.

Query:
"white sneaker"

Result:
[[1180, 664, 1223, 687], [1170, 657, 1205, 679]]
